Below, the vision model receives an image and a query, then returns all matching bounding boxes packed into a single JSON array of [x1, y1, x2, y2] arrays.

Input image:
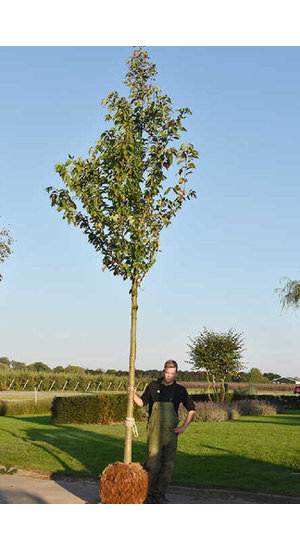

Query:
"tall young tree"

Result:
[[46, 48, 198, 464]]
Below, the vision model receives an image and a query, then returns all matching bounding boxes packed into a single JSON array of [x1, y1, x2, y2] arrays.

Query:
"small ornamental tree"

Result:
[[187, 328, 245, 401], [46, 48, 198, 474]]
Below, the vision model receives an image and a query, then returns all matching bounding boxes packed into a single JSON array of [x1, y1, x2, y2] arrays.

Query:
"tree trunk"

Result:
[[212, 374, 216, 395], [206, 370, 212, 401], [220, 377, 225, 402], [124, 277, 138, 464]]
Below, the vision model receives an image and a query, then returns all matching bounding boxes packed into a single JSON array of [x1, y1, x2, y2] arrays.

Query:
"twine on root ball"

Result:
[[125, 416, 138, 437], [99, 462, 149, 504]]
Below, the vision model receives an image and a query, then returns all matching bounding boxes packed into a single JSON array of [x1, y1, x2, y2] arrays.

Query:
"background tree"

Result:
[[187, 327, 245, 401], [0, 357, 11, 366], [0, 219, 13, 282], [275, 277, 300, 311], [11, 361, 27, 370], [248, 367, 268, 383], [64, 365, 85, 374], [27, 362, 51, 372], [0, 362, 10, 372], [46, 47, 198, 469], [53, 366, 65, 373]]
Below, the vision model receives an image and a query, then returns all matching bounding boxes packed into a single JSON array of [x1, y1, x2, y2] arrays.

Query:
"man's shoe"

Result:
[[152, 492, 170, 504], [143, 494, 155, 504], [143, 492, 171, 504]]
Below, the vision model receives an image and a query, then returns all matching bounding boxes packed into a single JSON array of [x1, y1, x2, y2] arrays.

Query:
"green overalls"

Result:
[[144, 400, 179, 499]]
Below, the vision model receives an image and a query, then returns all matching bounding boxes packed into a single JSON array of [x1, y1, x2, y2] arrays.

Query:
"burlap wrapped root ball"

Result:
[[99, 462, 149, 504]]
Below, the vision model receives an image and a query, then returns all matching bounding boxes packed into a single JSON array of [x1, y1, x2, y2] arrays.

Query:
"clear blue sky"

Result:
[[1, 46, 300, 377]]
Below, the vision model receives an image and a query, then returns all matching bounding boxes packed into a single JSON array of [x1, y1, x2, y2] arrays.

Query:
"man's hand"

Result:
[[173, 411, 195, 435], [127, 386, 144, 408], [173, 425, 186, 435]]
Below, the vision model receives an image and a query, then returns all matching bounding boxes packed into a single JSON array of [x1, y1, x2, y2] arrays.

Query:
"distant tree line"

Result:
[[0, 356, 287, 382]]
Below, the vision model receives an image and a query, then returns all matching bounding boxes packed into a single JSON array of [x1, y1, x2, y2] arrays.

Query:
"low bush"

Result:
[[0, 398, 54, 416], [178, 397, 280, 423], [51, 394, 147, 424], [178, 401, 240, 423], [190, 393, 300, 410], [194, 402, 229, 422], [233, 399, 277, 416]]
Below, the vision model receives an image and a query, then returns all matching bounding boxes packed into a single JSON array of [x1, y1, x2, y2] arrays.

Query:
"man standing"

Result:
[[129, 359, 196, 503]]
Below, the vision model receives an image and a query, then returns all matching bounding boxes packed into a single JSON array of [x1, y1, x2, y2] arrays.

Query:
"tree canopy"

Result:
[[275, 277, 300, 311], [46, 48, 198, 288], [187, 327, 245, 400]]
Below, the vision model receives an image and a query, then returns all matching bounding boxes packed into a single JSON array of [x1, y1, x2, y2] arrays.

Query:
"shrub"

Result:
[[178, 402, 229, 423], [190, 393, 300, 410], [0, 398, 54, 416], [195, 403, 228, 422], [233, 399, 277, 416], [51, 394, 147, 424]]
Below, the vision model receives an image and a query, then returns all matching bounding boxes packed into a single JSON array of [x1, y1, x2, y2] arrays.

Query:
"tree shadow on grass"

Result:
[[2, 414, 300, 501], [173, 442, 300, 497], [1, 414, 150, 503], [2, 415, 147, 478], [239, 413, 300, 428]]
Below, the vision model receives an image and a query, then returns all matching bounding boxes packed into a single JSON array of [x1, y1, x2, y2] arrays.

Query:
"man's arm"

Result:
[[174, 410, 195, 435], [127, 386, 145, 408]]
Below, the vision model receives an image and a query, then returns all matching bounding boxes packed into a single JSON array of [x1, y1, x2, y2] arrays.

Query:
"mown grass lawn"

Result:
[[0, 411, 299, 496]]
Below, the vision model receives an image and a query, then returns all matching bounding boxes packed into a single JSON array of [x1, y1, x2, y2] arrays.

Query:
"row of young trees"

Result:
[[0, 359, 104, 375]]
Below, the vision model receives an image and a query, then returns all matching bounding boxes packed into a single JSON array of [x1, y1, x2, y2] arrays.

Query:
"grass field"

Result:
[[0, 411, 299, 496]]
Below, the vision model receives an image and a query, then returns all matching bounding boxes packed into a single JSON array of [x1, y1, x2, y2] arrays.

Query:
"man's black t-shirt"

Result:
[[140, 378, 196, 419]]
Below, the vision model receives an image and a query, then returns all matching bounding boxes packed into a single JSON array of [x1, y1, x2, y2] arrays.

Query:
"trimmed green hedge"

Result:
[[0, 398, 54, 416], [51, 394, 147, 424], [190, 393, 300, 410]]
